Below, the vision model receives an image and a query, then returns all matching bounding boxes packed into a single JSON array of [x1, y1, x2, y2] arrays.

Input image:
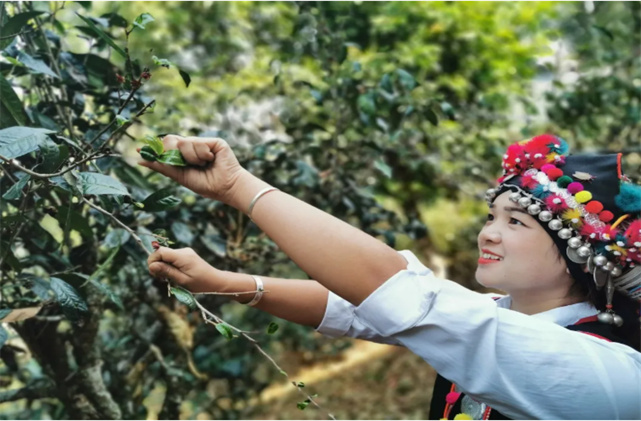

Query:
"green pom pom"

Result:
[[557, 175, 573, 188], [615, 182, 641, 213]]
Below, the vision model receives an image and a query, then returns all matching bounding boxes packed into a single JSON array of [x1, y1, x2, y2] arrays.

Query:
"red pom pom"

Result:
[[580, 224, 602, 242], [585, 201, 604, 214], [446, 392, 461, 405], [545, 194, 568, 213], [546, 168, 563, 181], [624, 220, 641, 247], [520, 173, 538, 189], [600, 225, 619, 241], [599, 211, 614, 223], [503, 144, 526, 174], [567, 182, 584, 194], [541, 164, 556, 173]]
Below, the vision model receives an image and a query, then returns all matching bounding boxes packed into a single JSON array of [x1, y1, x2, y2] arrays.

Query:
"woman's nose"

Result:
[[478, 225, 501, 244]]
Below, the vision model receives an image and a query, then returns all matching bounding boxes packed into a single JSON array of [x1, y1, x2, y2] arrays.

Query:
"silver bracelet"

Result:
[[247, 187, 278, 220], [246, 275, 264, 306]]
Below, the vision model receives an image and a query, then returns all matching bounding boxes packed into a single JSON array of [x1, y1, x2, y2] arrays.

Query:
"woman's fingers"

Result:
[[177, 139, 208, 166], [193, 141, 215, 162], [148, 261, 189, 285], [148, 246, 181, 266]]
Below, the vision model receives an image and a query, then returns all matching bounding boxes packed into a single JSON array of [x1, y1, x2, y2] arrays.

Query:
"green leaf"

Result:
[[76, 172, 130, 196], [201, 234, 227, 257], [396, 68, 417, 91], [215, 323, 234, 340], [178, 69, 191, 88], [170, 286, 197, 310], [171, 222, 194, 245], [0, 11, 44, 50], [17, 51, 59, 79], [267, 322, 279, 335], [132, 12, 154, 30], [102, 228, 130, 248], [116, 115, 129, 127], [279, 370, 288, 376], [2, 174, 30, 201], [56, 205, 93, 239], [141, 188, 182, 212], [0, 127, 54, 158], [152, 55, 171, 68], [140, 146, 158, 162], [0, 309, 11, 321], [29, 278, 53, 300], [141, 135, 164, 155], [425, 108, 439, 126], [357, 93, 376, 115], [296, 382, 305, 388], [374, 159, 392, 179], [50, 277, 89, 321], [0, 74, 28, 128], [297, 400, 310, 410], [75, 13, 127, 58], [157, 149, 187, 166], [89, 279, 124, 310], [0, 326, 7, 350], [38, 139, 67, 173]]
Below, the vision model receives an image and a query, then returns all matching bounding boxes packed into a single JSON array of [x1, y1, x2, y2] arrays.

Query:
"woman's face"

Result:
[[475, 191, 572, 297]]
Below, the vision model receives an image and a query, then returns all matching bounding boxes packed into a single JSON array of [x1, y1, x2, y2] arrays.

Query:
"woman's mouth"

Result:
[[478, 251, 503, 264]]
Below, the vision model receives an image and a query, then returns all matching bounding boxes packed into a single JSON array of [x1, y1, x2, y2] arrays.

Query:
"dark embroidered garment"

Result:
[[428, 320, 623, 420]]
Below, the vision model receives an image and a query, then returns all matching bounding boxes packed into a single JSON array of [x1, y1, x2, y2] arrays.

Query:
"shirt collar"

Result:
[[495, 296, 598, 326]]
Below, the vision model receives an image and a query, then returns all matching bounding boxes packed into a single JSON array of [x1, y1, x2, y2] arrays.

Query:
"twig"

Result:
[[80, 197, 148, 253], [0, 153, 121, 179]]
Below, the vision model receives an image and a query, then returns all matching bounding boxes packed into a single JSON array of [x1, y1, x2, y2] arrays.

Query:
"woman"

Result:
[[140, 134, 641, 419]]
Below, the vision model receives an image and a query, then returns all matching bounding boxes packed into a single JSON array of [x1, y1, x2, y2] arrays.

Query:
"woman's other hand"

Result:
[[147, 246, 220, 293], [138, 135, 246, 205]]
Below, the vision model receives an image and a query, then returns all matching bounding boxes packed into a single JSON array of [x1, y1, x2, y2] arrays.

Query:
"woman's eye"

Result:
[[510, 217, 525, 226], [486, 214, 494, 221]]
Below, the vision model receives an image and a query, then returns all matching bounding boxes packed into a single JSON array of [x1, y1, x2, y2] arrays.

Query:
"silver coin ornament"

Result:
[[486, 188, 496, 199], [538, 211, 553, 222], [603, 261, 614, 272], [548, 219, 563, 231], [577, 246, 592, 258], [527, 204, 541, 215], [558, 228, 572, 240], [592, 267, 609, 288], [518, 197, 532, 208], [567, 246, 589, 264], [610, 266, 622, 277], [594, 255, 608, 267], [568, 237, 582, 249], [612, 314, 624, 327], [597, 312, 614, 324], [509, 192, 521, 203]]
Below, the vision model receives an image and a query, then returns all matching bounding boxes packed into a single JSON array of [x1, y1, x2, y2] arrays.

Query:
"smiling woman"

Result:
[[144, 134, 641, 420]]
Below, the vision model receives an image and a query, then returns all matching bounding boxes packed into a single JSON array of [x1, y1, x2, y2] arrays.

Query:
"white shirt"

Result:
[[316, 250, 641, 420]]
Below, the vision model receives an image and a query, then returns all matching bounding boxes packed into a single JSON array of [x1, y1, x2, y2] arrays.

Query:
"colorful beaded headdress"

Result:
[[486, 134, 641, 325]]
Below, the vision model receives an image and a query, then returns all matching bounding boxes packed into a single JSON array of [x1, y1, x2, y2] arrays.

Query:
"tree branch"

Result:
[[0, 379, 57, 403]]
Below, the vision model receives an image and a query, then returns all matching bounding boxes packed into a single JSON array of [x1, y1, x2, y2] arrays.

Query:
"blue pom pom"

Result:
[[532, 184, 552, 199], [556, 137, 570, 156], [615, 183, 641, 213]]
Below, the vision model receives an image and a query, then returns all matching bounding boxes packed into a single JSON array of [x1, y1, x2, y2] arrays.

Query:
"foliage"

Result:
[[0, 1, 638, 419]]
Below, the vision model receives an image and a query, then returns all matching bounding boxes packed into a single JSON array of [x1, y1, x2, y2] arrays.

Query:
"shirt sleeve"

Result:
[[315, 250, 432, 346], [352, 264, 641, 419]]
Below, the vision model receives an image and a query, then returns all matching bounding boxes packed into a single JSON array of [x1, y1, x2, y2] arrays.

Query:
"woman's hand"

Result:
[[137, 135, 246, 205], [147, 246, 221, 293]]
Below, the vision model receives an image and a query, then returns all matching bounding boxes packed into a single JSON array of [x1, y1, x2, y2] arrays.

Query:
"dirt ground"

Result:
[[248, 339, 438, 420]]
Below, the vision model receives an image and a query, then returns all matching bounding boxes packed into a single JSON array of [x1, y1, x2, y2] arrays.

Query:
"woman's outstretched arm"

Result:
[[228, 171, 408, 306]]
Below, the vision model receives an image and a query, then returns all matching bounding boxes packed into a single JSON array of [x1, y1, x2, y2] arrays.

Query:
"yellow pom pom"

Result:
[[562, 208, 583, 227], [575, 190, 593, 203], [454, 414, 473, 420]]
